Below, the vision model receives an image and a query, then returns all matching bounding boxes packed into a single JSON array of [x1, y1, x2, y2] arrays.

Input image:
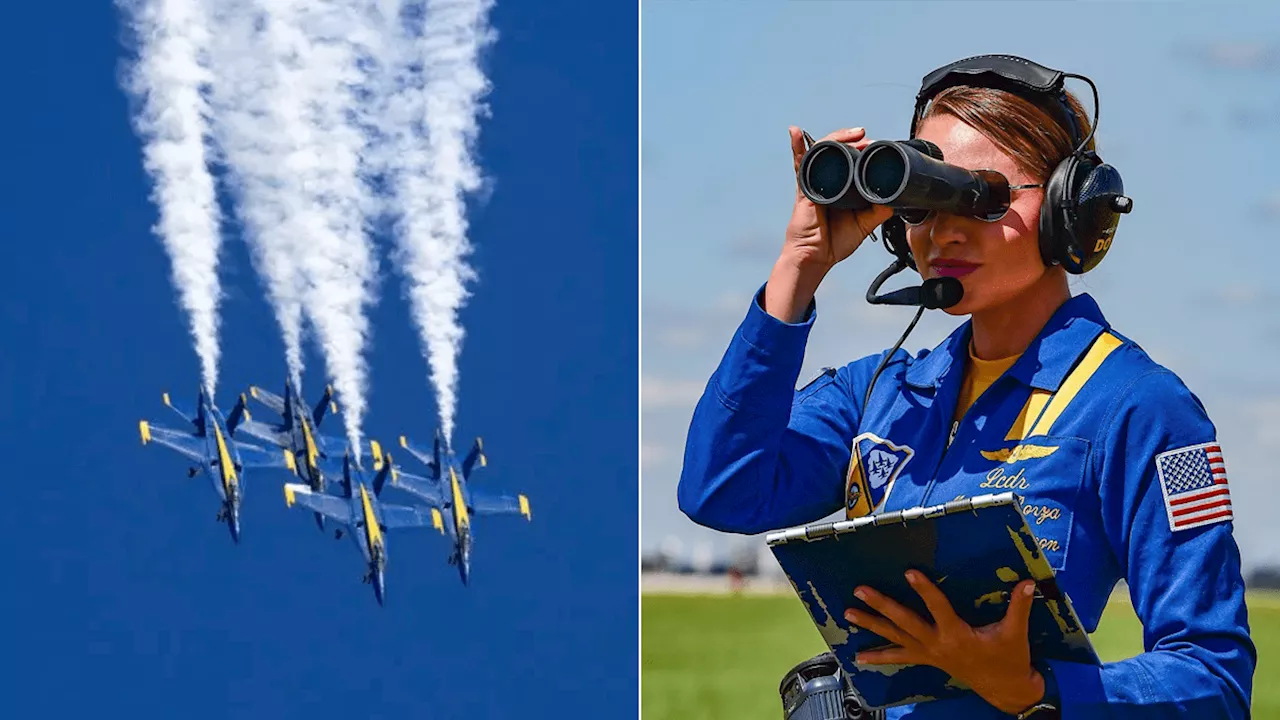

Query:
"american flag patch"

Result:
[[1155, 442, 1233, 532]]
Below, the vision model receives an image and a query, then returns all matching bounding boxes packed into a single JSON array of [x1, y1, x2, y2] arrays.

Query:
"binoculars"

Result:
[[797, 136, 1022, 224]]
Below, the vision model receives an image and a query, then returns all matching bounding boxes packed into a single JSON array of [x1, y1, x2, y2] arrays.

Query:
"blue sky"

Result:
[[642, 1, 1280, 572], [0, 1, 636, 717]]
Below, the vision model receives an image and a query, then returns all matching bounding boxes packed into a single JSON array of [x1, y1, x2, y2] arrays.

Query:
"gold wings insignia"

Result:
[[980, 444, 1060, 464]]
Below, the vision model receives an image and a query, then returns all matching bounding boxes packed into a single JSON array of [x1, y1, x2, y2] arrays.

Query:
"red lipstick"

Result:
[[930, 259, 979, 278]]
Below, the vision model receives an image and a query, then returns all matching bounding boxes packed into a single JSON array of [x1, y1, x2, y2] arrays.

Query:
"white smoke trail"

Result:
[[204, 0, 307, 392], [378, 0, 496, 446], [117, 0, 224, 398], [215, 0, 380, 456]]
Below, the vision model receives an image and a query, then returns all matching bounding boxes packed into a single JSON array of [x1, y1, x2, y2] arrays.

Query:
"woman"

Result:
[[677, 55, 1256, 719]]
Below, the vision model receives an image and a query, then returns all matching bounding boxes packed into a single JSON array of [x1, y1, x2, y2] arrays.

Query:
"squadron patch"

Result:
[[845, 432, 914, 519]]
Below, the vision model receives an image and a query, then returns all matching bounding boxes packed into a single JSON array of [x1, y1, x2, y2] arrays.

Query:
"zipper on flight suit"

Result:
[[921, 405, 973, 506], [922, 372, 1004, 506]]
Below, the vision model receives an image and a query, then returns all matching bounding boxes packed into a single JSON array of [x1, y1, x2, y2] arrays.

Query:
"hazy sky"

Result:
[[641, 0, 1280, 572]]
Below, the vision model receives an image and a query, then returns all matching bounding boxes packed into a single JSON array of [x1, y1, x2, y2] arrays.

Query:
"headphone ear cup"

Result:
[[1038, 156, 1076, 270], [1066, 161, 1126, 273], [880, 216, 915, 270]]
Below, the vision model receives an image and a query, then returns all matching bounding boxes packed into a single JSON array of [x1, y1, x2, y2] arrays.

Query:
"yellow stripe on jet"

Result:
[[360, 484, 384, 552], [301, 418, 319, 472], [451, 468, 470, 528], [213, 424, 238, 495]]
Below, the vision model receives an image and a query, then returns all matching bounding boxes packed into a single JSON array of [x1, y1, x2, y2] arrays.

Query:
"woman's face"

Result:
[[907, 113, 1060, 317]]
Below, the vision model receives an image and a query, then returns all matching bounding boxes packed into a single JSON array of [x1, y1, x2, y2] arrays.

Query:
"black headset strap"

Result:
[[908, 55, 1088, 152]]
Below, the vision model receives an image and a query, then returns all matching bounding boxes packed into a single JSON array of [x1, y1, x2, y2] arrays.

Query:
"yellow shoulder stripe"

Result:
[[1024, 332, 1123, 439]]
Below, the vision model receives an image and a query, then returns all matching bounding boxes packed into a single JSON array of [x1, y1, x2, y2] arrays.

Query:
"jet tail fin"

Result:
[[462, 437, 487, 479], [398, 435, 438, 478], [226, 393, 251, 435], [163, 391, 203, 435], [312, 384, 337, 427], [373, 449, 396, 497], [248, 385, 288, 417], [434, 428, 446, 475], [339, 452, 354, 498]]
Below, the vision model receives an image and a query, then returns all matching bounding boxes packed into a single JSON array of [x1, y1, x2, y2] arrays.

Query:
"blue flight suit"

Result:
[[678, 287, 1256, 718]]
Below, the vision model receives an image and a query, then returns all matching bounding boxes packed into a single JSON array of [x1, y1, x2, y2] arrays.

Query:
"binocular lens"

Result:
[[807, 145, 851, 202], [798, 141, 871, 211], [857, 145, 908, 203]]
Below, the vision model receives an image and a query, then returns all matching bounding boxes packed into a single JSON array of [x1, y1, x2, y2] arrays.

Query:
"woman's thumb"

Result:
[[1006, 580, 1037, 631], [789, 126, 806, 169]]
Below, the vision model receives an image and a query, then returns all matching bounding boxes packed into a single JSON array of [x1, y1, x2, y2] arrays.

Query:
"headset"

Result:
[[874, 53, 1133, 278]]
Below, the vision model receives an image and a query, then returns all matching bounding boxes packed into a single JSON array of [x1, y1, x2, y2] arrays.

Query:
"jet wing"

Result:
[[389, 471, 445, 506], [471, 490, 532, 520], [139, 421, 205, 463], [238, 443, 297, 473], [236, 419, 290, 447], [283, 483, 349, 523], [379, 503, 437, 530]]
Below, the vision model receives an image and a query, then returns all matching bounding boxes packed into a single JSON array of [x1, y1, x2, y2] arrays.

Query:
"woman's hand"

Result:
[[843, 571, 1047, 715], [763, 127, 894, 323]]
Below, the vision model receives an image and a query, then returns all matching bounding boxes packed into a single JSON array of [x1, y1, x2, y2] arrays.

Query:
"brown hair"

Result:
[[920, 86, 1096, 183]]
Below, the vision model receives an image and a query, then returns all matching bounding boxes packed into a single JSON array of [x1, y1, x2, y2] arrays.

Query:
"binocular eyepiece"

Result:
[[797, 138, 1019, 223]]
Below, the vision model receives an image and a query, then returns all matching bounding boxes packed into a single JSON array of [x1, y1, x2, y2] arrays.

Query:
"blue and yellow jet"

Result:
[[283, 444, 435, 606], [139, 388, 295, 543], [236, 379, 364, 531], [391, 430, 531, 586]]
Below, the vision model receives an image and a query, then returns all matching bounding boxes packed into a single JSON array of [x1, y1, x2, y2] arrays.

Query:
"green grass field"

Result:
[[643, 591, 1280, 719]]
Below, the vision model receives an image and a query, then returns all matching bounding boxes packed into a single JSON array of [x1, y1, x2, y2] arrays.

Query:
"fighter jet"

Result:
[[139, 388, 296, 543], [236, 379, 359, 531], [391, 430, 531, 586], [282, 443, 436, 606]]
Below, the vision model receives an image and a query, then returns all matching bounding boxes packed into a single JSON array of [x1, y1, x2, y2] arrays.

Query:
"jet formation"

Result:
[[139, 380, 532, 605]]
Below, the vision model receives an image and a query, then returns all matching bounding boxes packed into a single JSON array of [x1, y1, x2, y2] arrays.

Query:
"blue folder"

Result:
[[766, 492, 1099, 709]]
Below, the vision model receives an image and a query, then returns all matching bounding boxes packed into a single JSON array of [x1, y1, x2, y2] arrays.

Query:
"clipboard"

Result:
[[765, 492, 1098, 709]]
